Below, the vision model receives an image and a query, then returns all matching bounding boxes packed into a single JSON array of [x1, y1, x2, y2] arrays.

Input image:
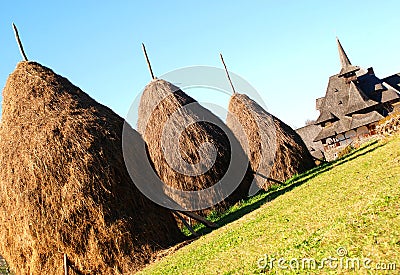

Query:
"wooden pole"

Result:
[[12, 23, 28, 61], [219, 53, 236, 94], [142, 43, 155, 80], [172, 210, 199, 237], [177, 210, 219, 228], [63, 254, 68, 275], [253, 172, 284, 185]]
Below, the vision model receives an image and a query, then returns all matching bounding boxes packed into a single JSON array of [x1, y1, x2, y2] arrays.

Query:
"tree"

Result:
[[305, 119, 316, 126]]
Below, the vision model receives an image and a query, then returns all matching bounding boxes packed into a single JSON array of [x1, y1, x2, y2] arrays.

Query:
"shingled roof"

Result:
[[383, 73, 400, 90], [313, 38, 400, 142], [357, 72, 400, 104], [296, 124, 325, 159], [345, 81, 378, 115], [313, 123, 336, 142], [315, 74, 351, 124], [315, 109, 335, 124], [350, 111, 384, 129]]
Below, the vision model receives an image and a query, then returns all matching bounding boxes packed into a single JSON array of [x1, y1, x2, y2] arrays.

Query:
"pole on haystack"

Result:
[[142, 43, 155, 80], [12, 23, 28, 61], [63, 254, 68, 275], [219, 53, 236, 94]]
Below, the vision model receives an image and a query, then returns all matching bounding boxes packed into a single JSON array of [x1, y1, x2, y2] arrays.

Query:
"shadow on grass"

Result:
[[195, 140, 384, 235]]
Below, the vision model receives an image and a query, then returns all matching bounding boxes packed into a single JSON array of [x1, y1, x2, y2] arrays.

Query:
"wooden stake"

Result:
[[177, 210, 219, 228], [12, 23, 28, 61], [172, 210, 199, 237], [142, 43, 155, 80], [219, 53, 236, 94], [63, 254, 68, 275], [253, 172, 284, 185]]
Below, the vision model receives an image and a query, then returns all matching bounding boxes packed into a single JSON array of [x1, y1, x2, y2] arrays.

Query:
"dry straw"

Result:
[[227, 93, 315, 189], [220, 53, 314, 189], [137, 79, 253, 213], [0, 61, 184, 274]]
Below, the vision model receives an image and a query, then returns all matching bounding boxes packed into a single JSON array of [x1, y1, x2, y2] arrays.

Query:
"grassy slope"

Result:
[[139, 136, 400, 274]]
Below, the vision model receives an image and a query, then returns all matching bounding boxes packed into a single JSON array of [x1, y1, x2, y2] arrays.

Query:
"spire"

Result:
[[336, 37, 360, 77], [336, 37, 351, 68]]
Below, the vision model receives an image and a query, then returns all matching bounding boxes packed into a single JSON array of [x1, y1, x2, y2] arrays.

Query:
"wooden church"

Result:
[[298, 38, 400, 160]]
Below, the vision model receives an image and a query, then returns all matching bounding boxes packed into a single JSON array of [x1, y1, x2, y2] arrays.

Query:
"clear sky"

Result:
[[1, 1, 399, 129]]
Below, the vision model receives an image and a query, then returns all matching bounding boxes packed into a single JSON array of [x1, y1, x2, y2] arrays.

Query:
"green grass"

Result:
[[139, 136, 400, 274]]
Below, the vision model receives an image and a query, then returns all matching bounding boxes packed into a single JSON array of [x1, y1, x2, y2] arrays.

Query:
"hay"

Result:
[[0, 62, 184, 274], [226, 93, 315, 190], [137, 79, 253, 212]]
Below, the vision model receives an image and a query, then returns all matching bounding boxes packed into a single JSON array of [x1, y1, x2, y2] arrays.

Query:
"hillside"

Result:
[[139, 136, 400, 274]]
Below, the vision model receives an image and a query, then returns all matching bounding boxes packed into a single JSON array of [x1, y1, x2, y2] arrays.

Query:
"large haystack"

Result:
[[137, 79, 253, 212], [0, 62, 184, 274], [226, 93, 315, 190]]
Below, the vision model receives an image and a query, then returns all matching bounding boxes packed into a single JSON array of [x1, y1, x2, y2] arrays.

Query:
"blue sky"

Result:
[[1, 1, 399, 128]]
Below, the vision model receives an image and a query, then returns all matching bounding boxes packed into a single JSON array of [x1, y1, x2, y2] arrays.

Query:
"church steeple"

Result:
[[337, 37, 352, 68], [336, 37, 360, 77]]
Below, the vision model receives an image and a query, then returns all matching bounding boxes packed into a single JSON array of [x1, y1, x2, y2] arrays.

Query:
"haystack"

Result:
[[0, 61, 184, 274], [137, 79, 253, 212], [226, 93, 315, 190]]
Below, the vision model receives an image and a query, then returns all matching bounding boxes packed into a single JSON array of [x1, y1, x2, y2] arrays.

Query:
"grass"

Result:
[[0, 257, 11, 275], [139, 136, 400, 274]]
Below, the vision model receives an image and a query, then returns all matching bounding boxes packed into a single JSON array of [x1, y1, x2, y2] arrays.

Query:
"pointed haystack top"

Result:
[[336, 37, 360, 77]]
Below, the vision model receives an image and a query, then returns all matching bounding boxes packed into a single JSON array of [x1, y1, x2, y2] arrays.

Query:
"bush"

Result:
[[337, 144, 356, 159]]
